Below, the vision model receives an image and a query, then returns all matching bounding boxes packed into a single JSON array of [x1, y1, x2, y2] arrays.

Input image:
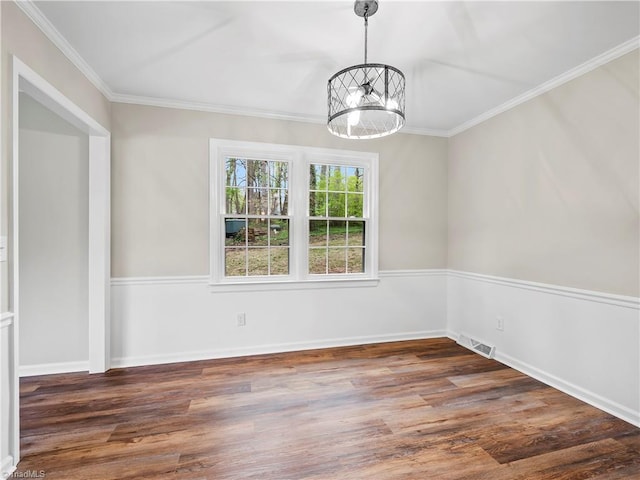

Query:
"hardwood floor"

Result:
[[16, 338, 640, 479]]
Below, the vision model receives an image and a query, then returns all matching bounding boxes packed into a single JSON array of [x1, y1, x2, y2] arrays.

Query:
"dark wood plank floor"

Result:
[[16, 338, 640, 479]]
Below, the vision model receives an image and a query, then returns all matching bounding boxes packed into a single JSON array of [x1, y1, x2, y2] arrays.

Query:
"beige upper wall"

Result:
[[448, 50, 640, 297], [111, 103, 448, 277], [1, 1, 111, 310]]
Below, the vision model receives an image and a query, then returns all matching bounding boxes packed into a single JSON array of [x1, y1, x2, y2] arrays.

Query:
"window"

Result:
[[210, 139, 378, 288]]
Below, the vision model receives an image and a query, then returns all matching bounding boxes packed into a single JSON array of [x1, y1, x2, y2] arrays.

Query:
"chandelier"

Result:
[[327, 0, 406, 139]]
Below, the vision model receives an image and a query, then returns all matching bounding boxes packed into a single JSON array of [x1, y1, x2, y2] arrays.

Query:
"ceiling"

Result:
[[27, 1, 640, 136]]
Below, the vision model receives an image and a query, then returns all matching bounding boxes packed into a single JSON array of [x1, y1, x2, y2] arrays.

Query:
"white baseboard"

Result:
[[447, 272, 640, 428], [20, 361, 89, 377], [494, 351, 640, 427], [111, 330, 448, 369], [448, 328, 639, 427], [1, 456, 16, 479]]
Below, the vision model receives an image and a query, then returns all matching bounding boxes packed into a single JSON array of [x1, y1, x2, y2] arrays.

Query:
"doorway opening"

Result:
[[2, 56, 111, 473], [18, 92, 90, 375]]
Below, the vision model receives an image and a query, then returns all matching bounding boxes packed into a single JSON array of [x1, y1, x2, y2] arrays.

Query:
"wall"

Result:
[[112, 272, 448, 367], [447, 50, 640, 425], [448, 50, 639, 297], [111, 103, 448, 277], [110, 103, 449, 365], [18, 93, 89, 373]]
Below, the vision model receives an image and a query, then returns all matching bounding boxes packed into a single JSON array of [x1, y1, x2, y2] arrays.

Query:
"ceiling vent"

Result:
[[457, 334, 496, 359]]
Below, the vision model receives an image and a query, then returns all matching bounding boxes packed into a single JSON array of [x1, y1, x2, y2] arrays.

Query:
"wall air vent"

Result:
[[457, 334, 496, 359]]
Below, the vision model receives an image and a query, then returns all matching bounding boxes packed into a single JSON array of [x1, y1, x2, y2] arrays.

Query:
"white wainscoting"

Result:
[[447, 270, 640, 427], [110, 270, 448, 368]]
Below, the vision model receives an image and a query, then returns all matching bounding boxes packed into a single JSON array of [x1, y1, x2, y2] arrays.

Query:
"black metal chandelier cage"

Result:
[[327, 0, 406, 139]]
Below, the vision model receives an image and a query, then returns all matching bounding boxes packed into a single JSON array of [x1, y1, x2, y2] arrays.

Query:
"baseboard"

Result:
[[448, 326, 639, 427], [111, 330, 448, 369], [1, 456, 16, 479], [19, 361, 89, 377], [494, 351, 640, 428]]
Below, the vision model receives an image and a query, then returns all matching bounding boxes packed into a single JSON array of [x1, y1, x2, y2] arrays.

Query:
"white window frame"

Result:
[[209, 139, 379, 291]]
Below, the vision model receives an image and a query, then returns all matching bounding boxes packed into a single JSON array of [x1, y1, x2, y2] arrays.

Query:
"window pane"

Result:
[[346, 193, 363, 218], [269, 162, 288, 189], [247, 248, 269, 276], [225, 248, 246, 276], [270, 248, 289, 275], [309, 248, 327, 274], [225, 158, 246, 187], [309, 220, 327, 246], [270, 219, 289, 246], [248, 218, 268, 246], [247, 160, 269, 188], [269, 189, 288, 215], [347, 248, 364, 273], [225, 187, 246, 214], [328, 192, 346, 217], [309, 191, 326, 217], [346, 167, 364, 193], [347, 221, 365, 246], [328, 248, 347, 274], [328, 166, 345, 191], [310, 164, 328, 190], [225, 218, 247, 246], [247, 188, 268, 215], [328, 220, 347, 246]]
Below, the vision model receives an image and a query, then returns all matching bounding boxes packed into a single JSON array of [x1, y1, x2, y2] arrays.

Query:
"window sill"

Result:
[[208, 276, 380, 293]]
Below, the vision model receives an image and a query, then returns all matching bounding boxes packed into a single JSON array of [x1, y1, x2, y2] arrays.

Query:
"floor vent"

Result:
[[457, 334, 496, 359]]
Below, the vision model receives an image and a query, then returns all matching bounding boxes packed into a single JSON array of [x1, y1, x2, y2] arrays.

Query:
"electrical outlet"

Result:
[[496, 316, 504, 331], [237, 312, 246, 327]]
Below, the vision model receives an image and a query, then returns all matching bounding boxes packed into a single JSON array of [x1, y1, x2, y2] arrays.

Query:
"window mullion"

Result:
[[290, 152, 308, 281]]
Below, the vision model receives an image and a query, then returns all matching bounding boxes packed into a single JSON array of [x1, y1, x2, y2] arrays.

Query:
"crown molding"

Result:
[[396, 125, 449, 138], [447, 35, 640, 137], [14, 0, 114, 101], [111, 93, 450, 138], [111, 92, 329, 125]]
